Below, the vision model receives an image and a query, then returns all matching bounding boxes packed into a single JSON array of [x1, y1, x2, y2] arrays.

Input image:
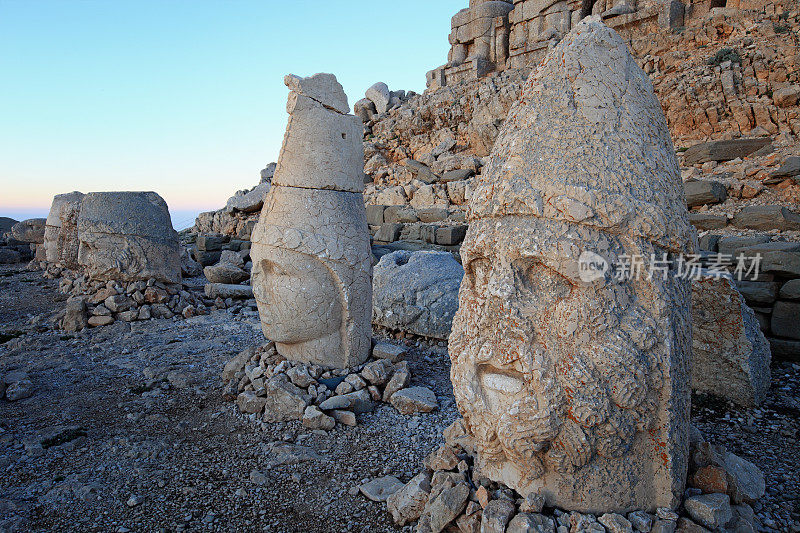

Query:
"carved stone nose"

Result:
[[487, 268, 515, 299]]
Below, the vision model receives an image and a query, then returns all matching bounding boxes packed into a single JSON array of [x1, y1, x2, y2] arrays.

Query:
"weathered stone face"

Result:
[[448, 19, 695, 514], [44, 191, 84, 267], [11, 218, 46, 244], [252, 246, 342, 344], [77, 191, 181, 283], [251, 73, 371, 369]]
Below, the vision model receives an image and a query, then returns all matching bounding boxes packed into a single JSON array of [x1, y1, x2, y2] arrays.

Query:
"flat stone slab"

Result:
[[683, 138, 772, 165]]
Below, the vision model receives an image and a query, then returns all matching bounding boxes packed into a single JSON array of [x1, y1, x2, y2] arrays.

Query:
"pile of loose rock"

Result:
[[192, 163, 274, 240], [379, 420, 765, 533], [354, 82, 416, 126], [222, 341, 438, 430], [49, 269, 207, 331], [183, 232, 257, 310]]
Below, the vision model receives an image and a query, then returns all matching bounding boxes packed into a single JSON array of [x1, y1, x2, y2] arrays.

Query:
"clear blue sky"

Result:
[[0, 0, 463, 227]]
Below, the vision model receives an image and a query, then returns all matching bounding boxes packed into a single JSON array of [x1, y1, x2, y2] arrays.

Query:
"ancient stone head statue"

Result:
[[449, 18, 695, 513], [250, 73, 371, 369]]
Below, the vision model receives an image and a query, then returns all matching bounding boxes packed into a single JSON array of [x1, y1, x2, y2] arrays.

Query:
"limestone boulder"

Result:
[[372, 250, 462, 340], [366, 82, 391, 114], [225, 182, 270, 213], [77, 192, 181, 283], [354, 98, 377, 122], [731, 206, 800, 231], [387, 471, 431, 526], [261, 375, 311, 422], [684, 180, 727, 207], [203, 262, 248, 284], [691, 276, 771, 407]]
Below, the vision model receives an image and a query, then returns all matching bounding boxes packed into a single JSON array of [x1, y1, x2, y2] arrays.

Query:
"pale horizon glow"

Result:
[[0, 0, 464, 224]]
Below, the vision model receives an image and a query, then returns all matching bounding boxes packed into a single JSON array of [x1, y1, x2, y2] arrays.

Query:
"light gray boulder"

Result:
[[372, 250, 462, 340], [77, 192, 181, 283], [225, 182, 270, 213], [366, 82, 391, 114], [354, 98, 377, 122]]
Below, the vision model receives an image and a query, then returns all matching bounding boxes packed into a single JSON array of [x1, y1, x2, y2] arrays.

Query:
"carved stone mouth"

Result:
[[478, 365, 524, 412]]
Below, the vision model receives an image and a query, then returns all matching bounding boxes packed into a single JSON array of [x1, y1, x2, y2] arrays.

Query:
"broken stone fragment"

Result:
[[389, 386, 437, 415], [386, 471, 431, 526], [373, 250, 462, 340], [423, 445, 459, 472], [382, 367, 410, 402], [261, 375, 309, 422], [425, 482, 470, 533], [330, 409, 356, 427], [507, 512, 556, 533], [371, 341, 407, 362], [481, 499, 516, 533], [62, 296, 88, 332], [236, 391, 267, 414], [683, 494, 732, 530], [204, 283, 253, 300], [318, 388, 373, 414], [203, 263, 248, 284], [360, 359, 393, 386], [365, 82, 391, 114], [301, 405, 335, 431]]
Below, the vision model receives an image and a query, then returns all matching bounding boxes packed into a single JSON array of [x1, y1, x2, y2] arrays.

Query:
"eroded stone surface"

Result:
[[77, 191, 181, 284], [251, 73, 371, 369], [44, 191, 84, 268], [448, 19, 694, 513], [372, 250, 462, 340]]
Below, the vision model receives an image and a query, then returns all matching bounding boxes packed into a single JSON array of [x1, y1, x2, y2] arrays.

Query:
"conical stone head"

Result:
[[449, 18, 694, 513], [250, 73, 372, 369]]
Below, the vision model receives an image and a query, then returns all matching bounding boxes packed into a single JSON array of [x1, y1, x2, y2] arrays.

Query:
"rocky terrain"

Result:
[[0, 261, 798, 532], [1, 1, 800, 532]]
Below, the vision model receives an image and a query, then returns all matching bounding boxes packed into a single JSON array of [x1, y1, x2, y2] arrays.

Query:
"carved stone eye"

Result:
[[467, 257, 492, 289], [515, 258, 571, 303]]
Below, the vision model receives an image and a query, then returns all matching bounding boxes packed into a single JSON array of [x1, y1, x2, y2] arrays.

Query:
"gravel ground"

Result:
[[1, 263, 798, 532]]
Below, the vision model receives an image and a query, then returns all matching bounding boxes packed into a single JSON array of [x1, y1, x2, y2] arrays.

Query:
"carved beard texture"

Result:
[[450, 298, 661, 488]]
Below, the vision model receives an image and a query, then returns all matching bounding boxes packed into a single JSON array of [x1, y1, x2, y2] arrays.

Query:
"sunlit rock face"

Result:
[[250, 73, 371, 369], [448, 18, 696, 514], [77, 191, 181, 284], [44, 191, 84, 268]]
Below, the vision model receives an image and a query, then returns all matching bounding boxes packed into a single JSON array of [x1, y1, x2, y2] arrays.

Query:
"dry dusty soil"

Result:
[[1, 264, 799, 532]]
